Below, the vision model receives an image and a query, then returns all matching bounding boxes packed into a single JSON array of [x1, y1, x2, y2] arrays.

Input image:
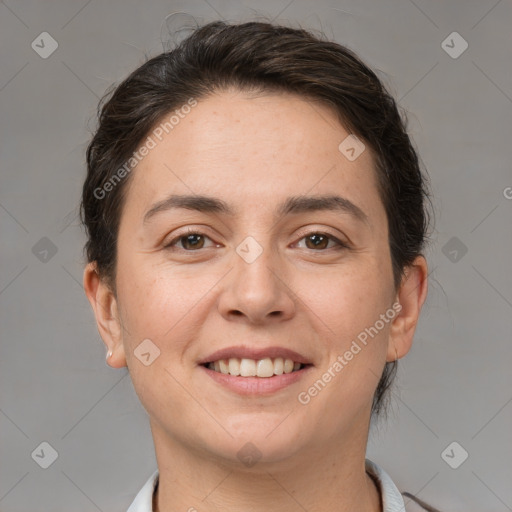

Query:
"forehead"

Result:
[[122, 90, 385, 228]]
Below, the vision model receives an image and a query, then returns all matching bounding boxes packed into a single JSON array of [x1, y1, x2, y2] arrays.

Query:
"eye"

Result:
[[294, 231, 349, 251], [164, 228, 217, 251], [163, 228, 349, 252]]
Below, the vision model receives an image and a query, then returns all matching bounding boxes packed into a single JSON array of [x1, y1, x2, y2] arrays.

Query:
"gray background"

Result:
[[1, 0, 511, 511]]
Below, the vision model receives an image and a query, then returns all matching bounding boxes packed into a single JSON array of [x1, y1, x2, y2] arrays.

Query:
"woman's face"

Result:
[[87, 90, 424, 468]]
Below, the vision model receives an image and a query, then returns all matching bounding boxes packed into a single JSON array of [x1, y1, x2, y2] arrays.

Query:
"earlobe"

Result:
[[83, 262, 127, 368], [386, 256, 429, 362]]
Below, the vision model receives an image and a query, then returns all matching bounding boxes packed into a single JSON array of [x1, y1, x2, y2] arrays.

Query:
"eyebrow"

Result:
[[143, 193, 370, 226]]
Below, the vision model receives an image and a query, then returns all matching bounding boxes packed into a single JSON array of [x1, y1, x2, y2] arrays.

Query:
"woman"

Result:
[[81, 20, 437, 512]]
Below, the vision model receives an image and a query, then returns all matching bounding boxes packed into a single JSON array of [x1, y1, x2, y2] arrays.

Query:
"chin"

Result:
[[205, 420, 309, 467]]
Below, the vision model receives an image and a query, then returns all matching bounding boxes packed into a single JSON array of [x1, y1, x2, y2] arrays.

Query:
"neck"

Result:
[[150, 423, 381, 512]]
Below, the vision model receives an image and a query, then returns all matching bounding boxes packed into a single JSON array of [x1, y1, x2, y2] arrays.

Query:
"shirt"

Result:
[[127, 458, 421, 512]]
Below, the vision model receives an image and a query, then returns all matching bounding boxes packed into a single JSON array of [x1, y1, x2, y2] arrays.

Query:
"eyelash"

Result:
[[164, 227, 350, 252]]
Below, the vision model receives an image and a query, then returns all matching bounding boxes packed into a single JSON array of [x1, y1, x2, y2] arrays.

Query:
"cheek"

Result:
[[296, 255, 392, 342], [296, 256, 393, 402], [296, 267, 393, 419], [115, 255, 220, 346]]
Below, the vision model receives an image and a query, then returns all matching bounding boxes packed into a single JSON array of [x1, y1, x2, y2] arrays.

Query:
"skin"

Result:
[[84, 90, 428, 512]]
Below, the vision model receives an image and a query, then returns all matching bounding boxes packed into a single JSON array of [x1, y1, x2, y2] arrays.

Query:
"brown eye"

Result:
[[305, 233, 329, 250], [179, 233, 205, 250], [295, 232, 348, 251], [165, 229, 216, 251]]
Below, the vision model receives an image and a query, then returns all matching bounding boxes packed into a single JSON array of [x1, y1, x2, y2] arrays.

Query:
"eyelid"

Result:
[[293, 226, 351, 249], [164, 227, 219, 250], [164, 226, 350, 253]]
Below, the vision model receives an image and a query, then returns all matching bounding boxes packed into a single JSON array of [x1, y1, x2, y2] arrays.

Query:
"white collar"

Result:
[[127, 459, 407, 512]]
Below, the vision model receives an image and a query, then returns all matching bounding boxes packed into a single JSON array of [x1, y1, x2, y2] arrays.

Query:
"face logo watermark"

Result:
[[338, 134, 366, 161], [237, 441, 262, 468], [441, 32, 468, 59], [31, 441, 59, 469], [442, 236, 468, 263], [134, 338, 161, 366], [31, 32, 58, 59], [441, 441, 469, 469], [236, 236, 264, 264], [32, 236, 58, 263]]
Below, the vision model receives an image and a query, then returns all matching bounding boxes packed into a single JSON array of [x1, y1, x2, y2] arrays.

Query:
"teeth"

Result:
[[256, 358, 274, 378], [206, 357, 304, 377], [228, 358, 240, 376], [219, 359, 229, 374], [240, 358, 256, 377]]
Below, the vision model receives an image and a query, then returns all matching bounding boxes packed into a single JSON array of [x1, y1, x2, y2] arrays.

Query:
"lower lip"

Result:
[[199, 365, 313, 395]]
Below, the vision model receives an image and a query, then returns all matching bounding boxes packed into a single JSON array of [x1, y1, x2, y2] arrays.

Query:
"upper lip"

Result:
[[198, 346, 313, 365]]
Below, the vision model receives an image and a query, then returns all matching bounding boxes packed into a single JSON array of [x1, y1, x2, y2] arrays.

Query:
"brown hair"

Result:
[[80, 20, 433, 417]]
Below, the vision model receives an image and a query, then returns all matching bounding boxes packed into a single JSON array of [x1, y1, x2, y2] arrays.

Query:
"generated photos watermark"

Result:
[[297, 301, 402, 405], [93, 97, 198, 200]]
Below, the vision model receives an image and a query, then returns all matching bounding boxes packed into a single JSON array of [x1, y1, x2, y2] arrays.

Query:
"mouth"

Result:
[[197, 346, 314, 394], [200, 357, 313, 378]]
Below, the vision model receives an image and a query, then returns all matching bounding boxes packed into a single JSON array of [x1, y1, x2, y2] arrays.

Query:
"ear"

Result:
[[83, 262, 127, 368], [386, 255, 429, 362]]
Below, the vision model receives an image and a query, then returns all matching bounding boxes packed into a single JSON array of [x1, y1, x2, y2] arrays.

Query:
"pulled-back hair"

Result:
[[80, 20, 433, 417]]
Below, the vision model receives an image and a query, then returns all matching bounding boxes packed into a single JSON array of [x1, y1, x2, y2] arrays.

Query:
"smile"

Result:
[[202, 357, 309, 378], [199, 358, 313, 395]]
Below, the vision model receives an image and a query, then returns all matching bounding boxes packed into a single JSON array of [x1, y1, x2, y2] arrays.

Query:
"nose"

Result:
[[217, 239, 296, 325]]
